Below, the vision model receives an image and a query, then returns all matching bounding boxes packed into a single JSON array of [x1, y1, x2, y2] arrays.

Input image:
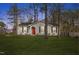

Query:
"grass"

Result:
[[0, 35, 79, 55]]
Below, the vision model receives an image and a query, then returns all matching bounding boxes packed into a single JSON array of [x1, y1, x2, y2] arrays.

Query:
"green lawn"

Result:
[[0, 35, 79, 55]]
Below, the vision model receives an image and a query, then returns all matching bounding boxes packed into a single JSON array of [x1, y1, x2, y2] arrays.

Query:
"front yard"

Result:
[[0, 35, 79, 55]]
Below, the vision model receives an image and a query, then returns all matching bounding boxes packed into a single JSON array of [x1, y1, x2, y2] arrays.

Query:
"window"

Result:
[[56, 27, 57, 33], [22, 26, 24, 33], [53, 27, 56, 33], [27, 26, 30, 33], [51, 26, 53, 33], [41, 26, 44, 32], [39, 26, 41, 33]]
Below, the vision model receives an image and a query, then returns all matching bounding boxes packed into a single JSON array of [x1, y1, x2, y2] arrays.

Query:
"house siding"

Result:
[[17, 22, 58, 36]]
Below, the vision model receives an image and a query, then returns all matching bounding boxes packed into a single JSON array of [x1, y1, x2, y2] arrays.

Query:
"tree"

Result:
[[33, 3, 38, 22], [72, 9, 79, 32], [62, 20, 70, 36], [21, 4, 34, 23], [0, 22, 6, 34], [53, 4, 63, 37], [61, 10, 71, 36], [0, 22, 5, 28], [8, 4, 20, 34], [42, 3, 48, 39]]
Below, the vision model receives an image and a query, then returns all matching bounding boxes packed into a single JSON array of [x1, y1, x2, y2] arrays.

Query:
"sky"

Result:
[[0, 3, 79, 29]]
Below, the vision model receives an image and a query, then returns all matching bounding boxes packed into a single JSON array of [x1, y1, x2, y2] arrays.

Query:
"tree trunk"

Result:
[[44, 4, 48, 39], [34, 4, 38, 22], [8, 3, 19, 35]]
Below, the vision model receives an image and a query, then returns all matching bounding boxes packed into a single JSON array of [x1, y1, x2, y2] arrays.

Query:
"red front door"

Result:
[[32, 27, 36, 35]]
